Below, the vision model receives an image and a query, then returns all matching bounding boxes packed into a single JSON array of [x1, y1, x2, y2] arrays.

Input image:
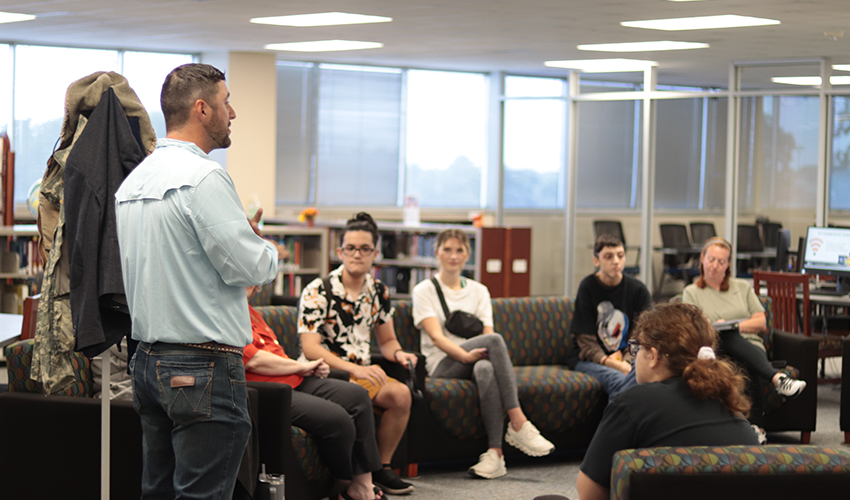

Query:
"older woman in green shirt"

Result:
[[682, 237, 807, 441]]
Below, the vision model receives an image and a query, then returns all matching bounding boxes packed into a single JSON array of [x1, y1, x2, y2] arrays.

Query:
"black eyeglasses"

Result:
[[627, 338, 641, 356], [340, 245, 376, 256]]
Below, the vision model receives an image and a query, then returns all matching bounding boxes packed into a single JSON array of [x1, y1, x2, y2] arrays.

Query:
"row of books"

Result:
[[328, 229, 477, 265], [273, 272, 304, 297], [371, 265, 473, 296], [5, 237, 43, 277]]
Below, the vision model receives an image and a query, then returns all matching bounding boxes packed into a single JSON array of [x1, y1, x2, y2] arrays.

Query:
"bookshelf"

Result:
[[262, 225, 329, 298], [328, 222, 479, 299], [326, 222, 531, 299], [0, 225, 42, 314]]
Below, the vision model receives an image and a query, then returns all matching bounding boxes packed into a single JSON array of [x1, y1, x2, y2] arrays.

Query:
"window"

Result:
[[275, 62, 315, 205], [122, 51, 195, 139], [575, 99, 642, 209], [10, 46, 195, 205], [0, 44, 10, 136], [655, 97, 727, 210], [316, 64, 402, 206], [14, 45, 120, 202], [405, 70, 488, 208], [503, 76, 566, 209], [738, 96, 819, 212], [830, 96, 850, 211]]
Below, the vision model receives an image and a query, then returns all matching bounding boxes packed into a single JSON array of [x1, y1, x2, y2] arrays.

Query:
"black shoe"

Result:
[[373, 467, 414, 495]]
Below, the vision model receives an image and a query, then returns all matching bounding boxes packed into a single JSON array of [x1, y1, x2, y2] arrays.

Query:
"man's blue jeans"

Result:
[[131, 342, 252, 500], [575, 360, 638, 399]]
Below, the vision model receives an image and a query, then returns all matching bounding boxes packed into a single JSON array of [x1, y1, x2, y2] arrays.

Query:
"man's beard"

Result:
[[206, 117, 231, 150]]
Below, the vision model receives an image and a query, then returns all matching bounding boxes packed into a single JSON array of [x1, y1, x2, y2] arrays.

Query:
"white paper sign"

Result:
[[512, 259, 528, 274], [486, 259, 502, 273]]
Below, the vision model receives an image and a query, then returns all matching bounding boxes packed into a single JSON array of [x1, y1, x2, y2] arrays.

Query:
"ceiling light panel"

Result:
[[772, 76, 850, 86], [545, 58, 658, 72], [578, 41, 708, 52], [622, 14, 780, 31], [265, 40, 384, 52], [0, 11, 36, 24], [251, 12, 391, 27]]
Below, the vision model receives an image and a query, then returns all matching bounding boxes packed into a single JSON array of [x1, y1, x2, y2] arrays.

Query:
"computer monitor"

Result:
[[801, 226, 850, 293]]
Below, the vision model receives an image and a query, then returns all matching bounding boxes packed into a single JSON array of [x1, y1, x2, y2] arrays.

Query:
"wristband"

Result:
[[394, 349, 405, 363], [600, 355, 608, 366]]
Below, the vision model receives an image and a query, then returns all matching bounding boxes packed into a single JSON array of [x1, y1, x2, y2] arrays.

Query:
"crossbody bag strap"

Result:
[[430, 277, 452, 318], [322, 276, 333, 323]]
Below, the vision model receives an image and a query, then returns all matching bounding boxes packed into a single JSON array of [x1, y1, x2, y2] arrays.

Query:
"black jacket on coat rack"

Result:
[[64, 87, 144, 358]]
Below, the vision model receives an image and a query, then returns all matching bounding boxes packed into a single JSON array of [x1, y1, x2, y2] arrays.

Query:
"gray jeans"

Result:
[[432, 333, 520, 449]]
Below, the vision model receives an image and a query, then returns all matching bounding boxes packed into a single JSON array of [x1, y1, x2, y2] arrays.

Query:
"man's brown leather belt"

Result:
[[178, 342, 243, 355]]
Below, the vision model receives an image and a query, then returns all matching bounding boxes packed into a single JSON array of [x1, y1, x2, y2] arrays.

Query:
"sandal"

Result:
[[340, 486, 383, 500]]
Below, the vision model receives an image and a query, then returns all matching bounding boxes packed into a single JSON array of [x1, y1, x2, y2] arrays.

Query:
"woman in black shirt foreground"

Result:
[[575, 302, 759, 500]]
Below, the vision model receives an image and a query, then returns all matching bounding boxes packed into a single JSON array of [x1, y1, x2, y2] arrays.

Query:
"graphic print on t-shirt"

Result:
[[596, 301, 629, 352]]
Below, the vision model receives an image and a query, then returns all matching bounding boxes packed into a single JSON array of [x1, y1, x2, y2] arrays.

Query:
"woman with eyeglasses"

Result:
[[576, 302, 759, 500], [299, 212, 417, 496], [411, 229, 554, 480], [682, 237, 806, 443]]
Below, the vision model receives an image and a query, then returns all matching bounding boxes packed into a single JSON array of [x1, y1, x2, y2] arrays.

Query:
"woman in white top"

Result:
[[411, 229, 554, 479]]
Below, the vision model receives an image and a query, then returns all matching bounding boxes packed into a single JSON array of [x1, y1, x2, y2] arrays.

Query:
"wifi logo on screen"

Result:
[[810, 238, 824, 254]]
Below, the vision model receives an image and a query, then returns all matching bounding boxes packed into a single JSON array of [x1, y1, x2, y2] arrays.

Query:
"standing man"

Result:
[[299, 212, 418, 495], [565, 234, 652, 399], [116, 63, 282, 499]]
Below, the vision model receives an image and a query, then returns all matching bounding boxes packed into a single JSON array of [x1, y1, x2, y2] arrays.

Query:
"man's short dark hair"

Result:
[[594, 234, 624, 256], [160, 63, 226, 131]]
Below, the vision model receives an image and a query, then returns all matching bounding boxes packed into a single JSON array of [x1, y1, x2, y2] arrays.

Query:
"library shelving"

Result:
[[326, 222, 531, 299], [262, 225, 329, 298], [0, 224, 42, 314]]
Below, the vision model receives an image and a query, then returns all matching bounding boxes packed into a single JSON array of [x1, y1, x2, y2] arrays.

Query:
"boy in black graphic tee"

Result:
[[566, 235, 652, 398]]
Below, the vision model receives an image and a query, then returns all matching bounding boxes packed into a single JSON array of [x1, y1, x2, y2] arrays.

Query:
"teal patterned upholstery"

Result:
[[291, 426, 331, 482], [393, 297, 575, 366], [424, 377, 485, 439], [391, 301, 418, 352], [492, 297, 573, 366], [256, 306, 302, 358], [4, 339, 94, 397], [249, 282, 275, 307], [611, 445, 850, 500], [392, 296, 605, 445], [515, 365, 603, 433]]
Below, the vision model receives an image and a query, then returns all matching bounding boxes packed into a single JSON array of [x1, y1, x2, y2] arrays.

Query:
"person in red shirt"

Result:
[[243, 286, 384, 500]]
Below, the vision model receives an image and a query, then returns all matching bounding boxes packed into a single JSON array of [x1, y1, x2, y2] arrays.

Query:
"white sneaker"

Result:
[[751, 424, 767, 445], [468, 449, 507, 479], [775, 374, 807, 398], [505, 421, 555, 457]]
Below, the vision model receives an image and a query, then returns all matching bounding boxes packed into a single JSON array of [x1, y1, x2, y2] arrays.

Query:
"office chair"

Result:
[[658, 224, 699, 291], [689, 222, 717, 246], [762, 222, 783, 248]]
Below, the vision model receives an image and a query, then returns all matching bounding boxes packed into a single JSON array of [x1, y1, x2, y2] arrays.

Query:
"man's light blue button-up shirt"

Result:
[[115, 139, 277, 347]]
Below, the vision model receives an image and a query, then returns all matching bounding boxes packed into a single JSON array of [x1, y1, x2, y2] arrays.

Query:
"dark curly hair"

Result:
[[634, 302, 751, 416]]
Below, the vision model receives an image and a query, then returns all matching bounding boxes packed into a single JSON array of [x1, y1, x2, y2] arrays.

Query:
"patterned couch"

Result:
[[611, 445, 850, 499], [392, 296, 608, 471]]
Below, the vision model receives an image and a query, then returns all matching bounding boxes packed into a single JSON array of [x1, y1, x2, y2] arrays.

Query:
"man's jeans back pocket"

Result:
[[156, 360, 214, 425]]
